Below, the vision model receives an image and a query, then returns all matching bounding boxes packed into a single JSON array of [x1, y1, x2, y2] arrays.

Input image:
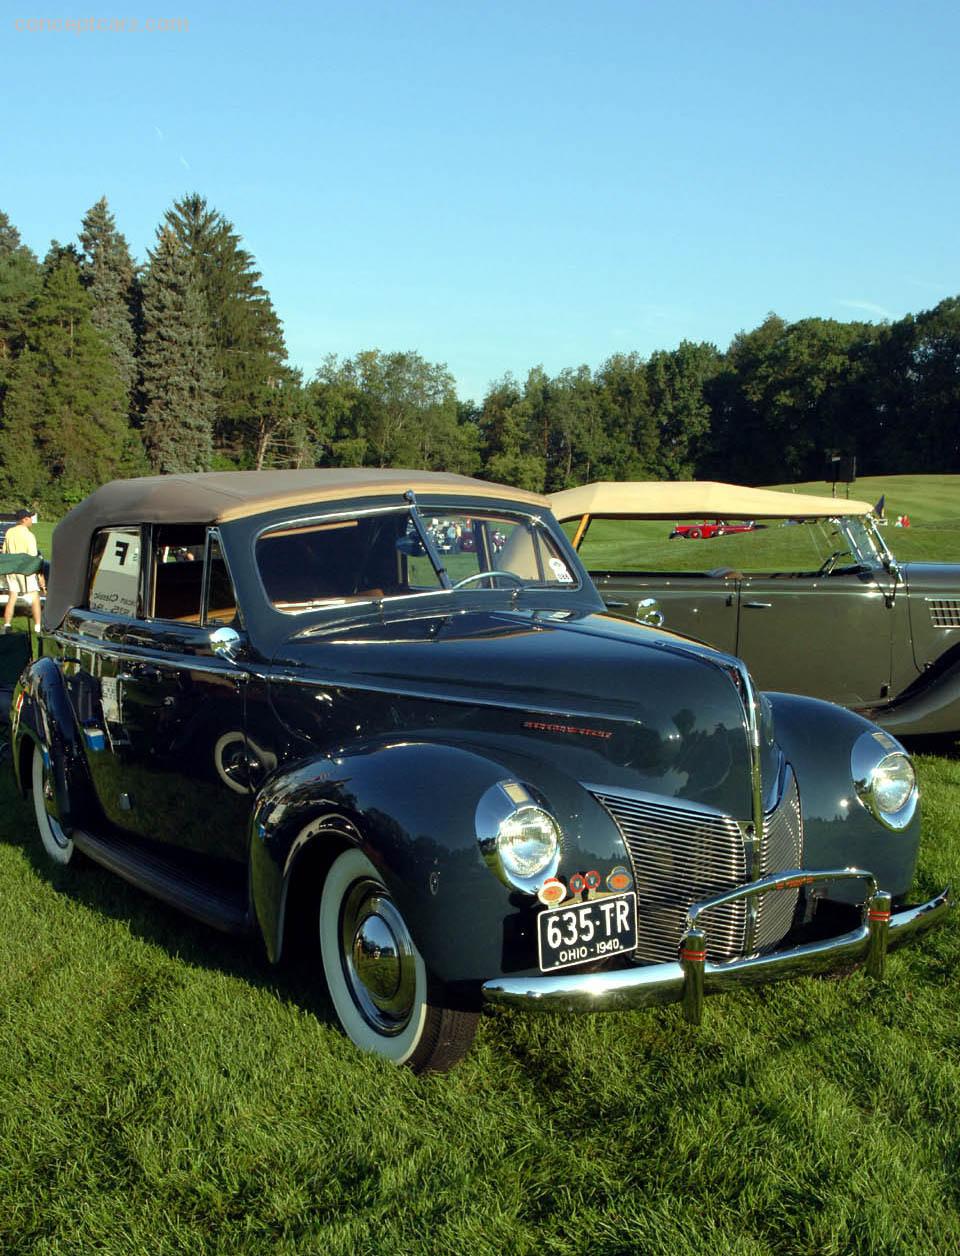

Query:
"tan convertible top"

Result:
[[550, 480, 872, 525], [45, 468, 549, 630]]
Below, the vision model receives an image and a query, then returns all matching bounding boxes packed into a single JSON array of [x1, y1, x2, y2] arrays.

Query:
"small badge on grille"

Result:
[[606, 866, 632, 892]]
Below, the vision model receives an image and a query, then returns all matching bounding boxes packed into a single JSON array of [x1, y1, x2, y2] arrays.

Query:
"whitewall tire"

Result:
[[318, 847, 477, 1072], [31, 742, 75, 866]]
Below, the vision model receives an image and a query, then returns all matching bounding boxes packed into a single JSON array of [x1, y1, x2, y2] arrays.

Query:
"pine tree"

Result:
[[79, 197, 139, 400], [2, 249, 135, 503], [161, 194, 288, 463], [0, 211, 41, 393], [140, 228, 217, 473]]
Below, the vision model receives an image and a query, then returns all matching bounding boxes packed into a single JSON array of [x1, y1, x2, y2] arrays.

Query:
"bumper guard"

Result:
[[481, 868, 951, 1023]]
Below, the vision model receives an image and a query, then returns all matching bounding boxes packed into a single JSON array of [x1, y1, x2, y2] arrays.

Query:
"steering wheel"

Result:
[[817, 549, 852, 577], [450, 570, 525, 591]]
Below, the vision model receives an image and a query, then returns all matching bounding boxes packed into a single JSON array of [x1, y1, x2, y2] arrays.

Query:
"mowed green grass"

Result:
[[1, 743, 958, 1254], [0, 480, 957, 1252]]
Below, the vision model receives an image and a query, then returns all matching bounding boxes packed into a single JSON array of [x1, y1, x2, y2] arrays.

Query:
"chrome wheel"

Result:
[[31, 742, 74, 866], [318, 846, 478, 1071], [341, 879, 418, 1035]]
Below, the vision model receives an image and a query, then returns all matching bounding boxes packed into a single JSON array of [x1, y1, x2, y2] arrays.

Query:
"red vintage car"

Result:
[[670, 519, 756, 540]]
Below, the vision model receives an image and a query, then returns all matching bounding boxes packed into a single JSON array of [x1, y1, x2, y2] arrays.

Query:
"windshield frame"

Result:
[[251, 500, 585, 616]]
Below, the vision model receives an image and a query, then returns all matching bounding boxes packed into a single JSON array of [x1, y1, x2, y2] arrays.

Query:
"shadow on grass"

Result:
[[2, 779, 339, 1033]]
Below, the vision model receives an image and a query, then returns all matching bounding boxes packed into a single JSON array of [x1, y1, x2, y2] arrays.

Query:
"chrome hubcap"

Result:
[[341, 878, 417, 1035]]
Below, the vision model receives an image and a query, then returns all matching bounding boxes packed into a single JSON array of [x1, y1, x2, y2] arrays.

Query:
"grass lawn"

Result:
[[0, 481, 958, 1252]]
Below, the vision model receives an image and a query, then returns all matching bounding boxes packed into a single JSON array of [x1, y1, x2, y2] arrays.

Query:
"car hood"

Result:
[[902, 562, 960, 591], [269, 606, 763, 817]]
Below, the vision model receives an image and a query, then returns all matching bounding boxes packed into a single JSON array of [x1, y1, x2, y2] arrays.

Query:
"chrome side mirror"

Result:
[[636, 597, 664, 628], [209, 625, 244, 663]]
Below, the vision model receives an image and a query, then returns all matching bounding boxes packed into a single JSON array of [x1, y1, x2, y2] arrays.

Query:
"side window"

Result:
[[204, 535, 239, 626], [88, 527, 142, 616], [152, 525, 206, 622]]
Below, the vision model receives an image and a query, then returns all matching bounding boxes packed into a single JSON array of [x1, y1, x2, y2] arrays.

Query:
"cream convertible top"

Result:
[[550, 480, 872, 540], [45, 468, 549, 630]]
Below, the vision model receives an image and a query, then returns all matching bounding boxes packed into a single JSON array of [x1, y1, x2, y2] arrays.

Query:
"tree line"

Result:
[[1, 195, 958, 512]]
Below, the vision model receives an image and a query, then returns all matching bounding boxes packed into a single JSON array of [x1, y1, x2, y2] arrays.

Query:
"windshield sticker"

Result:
[[548, 557, 574, 583]]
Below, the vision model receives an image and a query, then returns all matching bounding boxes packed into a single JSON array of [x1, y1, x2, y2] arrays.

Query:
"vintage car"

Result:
[[10, 470, 949, 1072], [671, 520, 757, 540], [552, 480, 960, 738]]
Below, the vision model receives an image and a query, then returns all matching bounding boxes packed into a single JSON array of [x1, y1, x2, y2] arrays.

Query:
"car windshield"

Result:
[[572, 514, 883, 575], [256, 506, 578, 612]]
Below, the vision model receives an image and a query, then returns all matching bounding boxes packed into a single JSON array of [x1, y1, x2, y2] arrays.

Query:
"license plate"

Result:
[[537, 892, 638, 973]]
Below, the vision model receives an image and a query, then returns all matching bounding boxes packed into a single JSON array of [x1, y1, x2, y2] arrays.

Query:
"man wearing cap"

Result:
[[2, 509, 45, 634]]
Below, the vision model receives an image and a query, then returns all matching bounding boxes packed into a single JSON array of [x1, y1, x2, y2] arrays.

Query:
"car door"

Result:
[[111, 526, 252, 863], [735, 551, 896, 708], [590, 569, 740, 652]]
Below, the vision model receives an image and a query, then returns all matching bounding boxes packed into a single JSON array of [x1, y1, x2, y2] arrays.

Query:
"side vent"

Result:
[[929, 599, 960, 629]]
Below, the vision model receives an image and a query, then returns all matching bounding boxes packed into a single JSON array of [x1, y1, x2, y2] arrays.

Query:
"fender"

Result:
[[869, 645, 960, 737], [766, 692, 921, 903], [250, 738, 628, 982], [12, 656, 93, 834]]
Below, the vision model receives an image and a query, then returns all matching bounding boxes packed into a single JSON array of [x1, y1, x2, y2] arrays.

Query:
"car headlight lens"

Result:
[[476, 782, 561, 892], [871, 754, 916, 814], [852, 733, 918, 830], [497, 806, 560, 879]]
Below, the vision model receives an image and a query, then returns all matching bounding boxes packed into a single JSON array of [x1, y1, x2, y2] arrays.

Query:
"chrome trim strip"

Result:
[[50, 633, 241, 681], [481, 885, 950, 1014]]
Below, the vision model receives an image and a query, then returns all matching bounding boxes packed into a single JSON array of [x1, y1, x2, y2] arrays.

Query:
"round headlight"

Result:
[[475, 782, 562, 893], [852, 733, 918, 830], [497, 806, 560, 880], [871, 753, 916, 815]]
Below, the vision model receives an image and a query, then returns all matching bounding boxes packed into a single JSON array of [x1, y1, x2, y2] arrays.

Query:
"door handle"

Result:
[[743, 601, 772, 609], [604, 600, 629, 609]]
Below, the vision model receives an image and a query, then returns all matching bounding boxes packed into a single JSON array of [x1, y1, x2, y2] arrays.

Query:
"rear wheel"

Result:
[[31, 742, 75, 866], [318, 847, 477, 1072]]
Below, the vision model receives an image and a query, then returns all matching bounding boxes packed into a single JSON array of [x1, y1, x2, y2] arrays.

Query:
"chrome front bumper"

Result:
[[482, 868, 951, 1023]]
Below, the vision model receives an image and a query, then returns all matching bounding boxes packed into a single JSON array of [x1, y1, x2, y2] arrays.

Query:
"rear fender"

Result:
[[12, 656, 90, 833], [250, 738, 626, 982], [766, 692, 921, 902]]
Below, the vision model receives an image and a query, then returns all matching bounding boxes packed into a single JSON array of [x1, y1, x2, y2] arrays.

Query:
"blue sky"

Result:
[[3, 0, 958, 401]]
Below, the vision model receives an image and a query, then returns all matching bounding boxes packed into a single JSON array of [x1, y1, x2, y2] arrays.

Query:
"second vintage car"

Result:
[[11, 469, 949, 1071], [552, 480, 960, 737]]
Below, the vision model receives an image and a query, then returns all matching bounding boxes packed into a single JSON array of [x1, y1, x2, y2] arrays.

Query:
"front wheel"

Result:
[[318, 848, 477, 1072], [31, 742, 75, 866]]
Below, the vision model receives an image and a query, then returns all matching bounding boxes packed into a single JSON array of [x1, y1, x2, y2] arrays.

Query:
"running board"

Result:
[[73, 828, 252, 935]]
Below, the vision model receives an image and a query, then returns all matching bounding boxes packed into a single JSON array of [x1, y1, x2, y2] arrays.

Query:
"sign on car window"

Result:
[[88, 528, 141, 615]]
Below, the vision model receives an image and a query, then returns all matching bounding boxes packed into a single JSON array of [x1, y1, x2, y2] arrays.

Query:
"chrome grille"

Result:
[[929, 599, 960, 629], [591, 792, 747, 963], [755, 768, 803, 951], [592, 769, 804, 964]]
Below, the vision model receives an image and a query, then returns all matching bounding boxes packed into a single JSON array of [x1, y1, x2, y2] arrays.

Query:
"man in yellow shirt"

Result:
[[2, 509, 45, 634]]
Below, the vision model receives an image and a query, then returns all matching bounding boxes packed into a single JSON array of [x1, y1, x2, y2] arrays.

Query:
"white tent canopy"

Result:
[[549, 480, 872, 523]]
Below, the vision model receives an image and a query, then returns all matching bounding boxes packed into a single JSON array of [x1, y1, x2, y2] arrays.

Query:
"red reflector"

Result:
[[537, 878, 566, 907], [584, 869, 601, 890], [569, 873, 585, 894]]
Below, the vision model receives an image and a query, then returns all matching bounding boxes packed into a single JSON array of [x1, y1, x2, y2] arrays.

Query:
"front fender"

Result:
[[872, 645, 960, 737], [250, 738, 628, 982], [766, 692, 921, 902], [12, 656, 92, 833]]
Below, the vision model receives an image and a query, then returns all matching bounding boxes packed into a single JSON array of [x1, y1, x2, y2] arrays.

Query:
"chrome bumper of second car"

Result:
[[482, 869, 951, 1023]]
